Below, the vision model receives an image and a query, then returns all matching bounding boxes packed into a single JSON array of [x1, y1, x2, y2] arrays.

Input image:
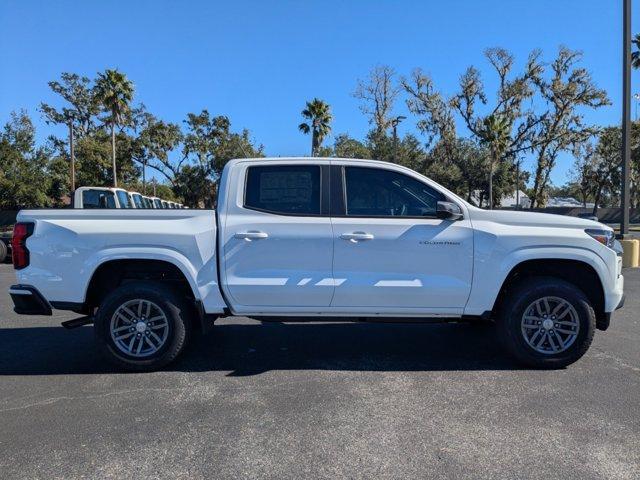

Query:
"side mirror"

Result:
[[436, 201, 463, 221]]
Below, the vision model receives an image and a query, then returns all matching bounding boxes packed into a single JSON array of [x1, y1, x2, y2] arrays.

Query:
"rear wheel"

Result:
[[94, 281, 192, 371], [498, 277, 595, 369]]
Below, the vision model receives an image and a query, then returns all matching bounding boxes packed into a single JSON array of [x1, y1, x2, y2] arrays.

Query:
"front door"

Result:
[[330, 165, 474, 313], [220, 162, 334, 309]]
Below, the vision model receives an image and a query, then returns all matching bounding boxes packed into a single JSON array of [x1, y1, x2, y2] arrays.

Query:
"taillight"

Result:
[[11, 222, 34, 270]]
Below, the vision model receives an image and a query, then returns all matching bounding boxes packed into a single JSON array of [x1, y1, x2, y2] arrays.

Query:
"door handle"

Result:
[[235, 231, 269, 241], [340, 232, 374, 242]]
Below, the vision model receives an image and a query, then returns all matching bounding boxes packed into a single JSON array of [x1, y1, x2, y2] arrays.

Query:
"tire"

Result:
[[94, 281, 193, 371], [498, 276, 595, 369], [0, 241, 7, 263]]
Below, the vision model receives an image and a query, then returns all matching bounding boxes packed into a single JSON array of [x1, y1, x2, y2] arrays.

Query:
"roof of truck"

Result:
[[224, 157, 400, 169], [229, 156, 381, 162]]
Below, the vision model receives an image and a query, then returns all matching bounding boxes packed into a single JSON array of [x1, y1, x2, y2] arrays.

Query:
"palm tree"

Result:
[[298, 98, 332, 156], [94, 69, 134, 187], [479, 114, 511, 209], [632, 34, 640, 69]]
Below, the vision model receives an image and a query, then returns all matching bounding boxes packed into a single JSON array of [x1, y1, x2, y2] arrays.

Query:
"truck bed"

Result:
[[14, 209, 226, 312]]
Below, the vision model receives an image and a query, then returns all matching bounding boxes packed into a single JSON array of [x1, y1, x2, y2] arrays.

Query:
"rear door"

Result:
[[219, 161, 334, 311], [330, 164, 474, 313]]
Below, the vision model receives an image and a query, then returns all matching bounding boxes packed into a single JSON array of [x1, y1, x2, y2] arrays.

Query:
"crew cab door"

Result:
[[329, 164, 473, 313], [218, 161, 334, 311]]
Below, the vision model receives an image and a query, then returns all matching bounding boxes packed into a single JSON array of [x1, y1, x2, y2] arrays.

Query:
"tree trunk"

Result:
[[311, 130, 318, 157], [515, 160, 520, 209], [530, 154, 546, 209], [111, 123, 117, 187], [488, 156, 495, 210], [143, 158, 147, 194], [592, 188, 602, 216], [488, 169, 493, 209]]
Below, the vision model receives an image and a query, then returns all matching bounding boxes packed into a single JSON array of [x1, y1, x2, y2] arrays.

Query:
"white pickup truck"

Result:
[[9, 157, 625, 370]]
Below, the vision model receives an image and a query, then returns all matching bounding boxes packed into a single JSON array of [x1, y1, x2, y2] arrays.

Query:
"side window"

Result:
[[244, 165, 321, 215], [344, 166, 444, 217], [116, 190, 132, 208], [82, 190, 116, 209]]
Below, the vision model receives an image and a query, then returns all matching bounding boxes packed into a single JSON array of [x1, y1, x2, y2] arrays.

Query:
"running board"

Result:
[[61, 316, 94, 329]]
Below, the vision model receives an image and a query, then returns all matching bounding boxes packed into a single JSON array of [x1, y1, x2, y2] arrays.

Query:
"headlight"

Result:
[[585, 228, 615, 249]]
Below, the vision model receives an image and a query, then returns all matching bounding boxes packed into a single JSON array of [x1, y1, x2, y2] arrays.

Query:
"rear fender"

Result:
[[84, 248, 227, 313]]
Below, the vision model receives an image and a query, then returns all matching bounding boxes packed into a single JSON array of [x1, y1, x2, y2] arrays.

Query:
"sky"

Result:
[[0, 0, 637, 186]]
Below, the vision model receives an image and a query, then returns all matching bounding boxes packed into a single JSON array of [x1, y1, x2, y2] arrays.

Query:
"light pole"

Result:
[[391, 115, 406, 163], [621, 0, 631, 236], [68, 121, 75, 196]]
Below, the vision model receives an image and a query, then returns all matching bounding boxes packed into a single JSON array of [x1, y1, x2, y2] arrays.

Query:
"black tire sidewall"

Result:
[[499, 278, 595, 368], [94, 282, 190, 371]]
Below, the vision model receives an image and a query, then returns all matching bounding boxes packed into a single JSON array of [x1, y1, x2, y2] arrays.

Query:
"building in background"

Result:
[[471, 190, 531, 209]]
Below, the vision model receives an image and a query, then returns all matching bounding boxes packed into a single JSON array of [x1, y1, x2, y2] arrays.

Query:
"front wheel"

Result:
[[94, 281, 192, 371], [498, 277, 595, 369]]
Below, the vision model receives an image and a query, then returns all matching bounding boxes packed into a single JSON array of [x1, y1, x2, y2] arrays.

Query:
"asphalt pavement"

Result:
[[0, 263, 638, 479]]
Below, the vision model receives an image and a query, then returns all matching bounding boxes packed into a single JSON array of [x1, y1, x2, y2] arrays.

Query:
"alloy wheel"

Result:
[[109, 299, 169, 358], [520, 296, 580, 355]]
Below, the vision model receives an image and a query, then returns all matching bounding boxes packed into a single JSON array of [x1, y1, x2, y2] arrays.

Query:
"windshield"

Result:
[[132, 194, 144, 208], [82, 190, 116, 209], [116, 190, 132, 208]]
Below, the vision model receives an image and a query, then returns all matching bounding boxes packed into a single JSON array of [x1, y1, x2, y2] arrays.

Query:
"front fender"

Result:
[[464, 245, 609, 315]]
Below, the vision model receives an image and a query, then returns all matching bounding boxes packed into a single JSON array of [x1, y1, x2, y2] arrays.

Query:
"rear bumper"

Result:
[[9, 284, 52, 315]]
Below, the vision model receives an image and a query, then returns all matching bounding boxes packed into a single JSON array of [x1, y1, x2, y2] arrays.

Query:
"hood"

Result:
[[467, 207, 610, 231]]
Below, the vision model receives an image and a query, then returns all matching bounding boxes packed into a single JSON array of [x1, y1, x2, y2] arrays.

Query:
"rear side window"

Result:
[[116, 190, 132, 208], [344, 166, 444, 217], [82, 190, 116, 209], [244, 165, 321, 215]]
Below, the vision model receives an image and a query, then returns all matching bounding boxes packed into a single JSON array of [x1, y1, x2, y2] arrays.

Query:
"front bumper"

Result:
[[598, 287, 626, 331], [9, 284, 52, 315], [604, 266, 624, 312]]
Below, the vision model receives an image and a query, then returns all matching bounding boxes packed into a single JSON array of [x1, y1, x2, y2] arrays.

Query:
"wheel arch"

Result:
[[83, 254, 201, 311], [492, 258, 606, 328]]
